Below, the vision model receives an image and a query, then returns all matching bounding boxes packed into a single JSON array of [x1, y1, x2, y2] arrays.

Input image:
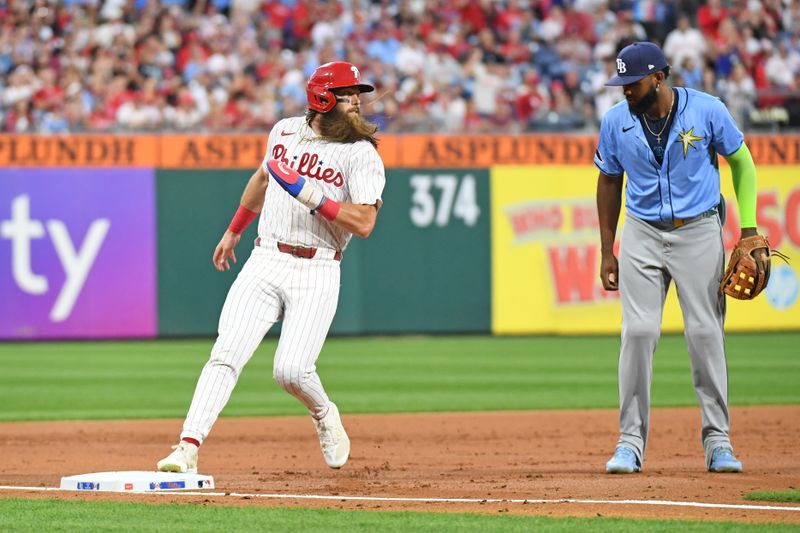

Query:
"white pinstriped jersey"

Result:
[[258, 116, 385, 251]]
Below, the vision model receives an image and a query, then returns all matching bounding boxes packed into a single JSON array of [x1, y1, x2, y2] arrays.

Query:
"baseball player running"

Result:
[[595, 42, 765, 474], [157, 61, 385, 473]]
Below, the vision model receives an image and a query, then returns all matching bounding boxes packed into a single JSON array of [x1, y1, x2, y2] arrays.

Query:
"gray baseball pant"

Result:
[[616, 214, 733, 468]]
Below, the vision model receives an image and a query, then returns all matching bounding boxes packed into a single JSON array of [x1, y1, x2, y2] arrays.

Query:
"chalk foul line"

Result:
[[0, 485, 799, 512]]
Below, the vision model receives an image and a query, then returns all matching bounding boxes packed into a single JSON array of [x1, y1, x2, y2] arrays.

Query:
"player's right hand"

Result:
[[600, 252, 619, 291], [213, 231, 241, 272]]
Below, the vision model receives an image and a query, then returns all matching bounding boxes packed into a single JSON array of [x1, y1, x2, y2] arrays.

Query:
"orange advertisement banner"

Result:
[[158, 134, 399, 169], [158, 133, 403, 168], [390, 134, 598, 168], [159, 135, 266, 168], [392, 134, 800, 167], [0, 134, 798, 167], [0, 135, 158, 167]]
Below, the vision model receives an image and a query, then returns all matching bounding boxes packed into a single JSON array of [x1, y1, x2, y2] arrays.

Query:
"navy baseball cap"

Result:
[[605, 42, 668, 86]]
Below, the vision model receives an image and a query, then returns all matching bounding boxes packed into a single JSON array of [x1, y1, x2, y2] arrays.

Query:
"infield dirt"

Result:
[[1, 406, 798, 524]]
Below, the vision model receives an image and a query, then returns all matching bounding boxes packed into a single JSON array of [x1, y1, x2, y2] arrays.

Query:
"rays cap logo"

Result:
[[606, 41, 668, 86]]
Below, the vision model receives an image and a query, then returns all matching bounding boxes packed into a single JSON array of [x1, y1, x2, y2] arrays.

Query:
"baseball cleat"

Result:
[[314, 403, 350, 469], [708, 446, 742, 473], [605, 446, 641, 474], [157, 441, 198, 474]]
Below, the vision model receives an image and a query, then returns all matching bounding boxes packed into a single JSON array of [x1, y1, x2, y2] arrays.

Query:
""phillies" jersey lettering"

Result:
[[272, 144, 344, 187]]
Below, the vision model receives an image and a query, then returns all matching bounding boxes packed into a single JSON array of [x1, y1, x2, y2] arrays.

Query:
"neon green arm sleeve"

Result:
[[723, 143, 757, 228]]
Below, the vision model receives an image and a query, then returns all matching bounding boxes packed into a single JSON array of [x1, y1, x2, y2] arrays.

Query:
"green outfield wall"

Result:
[[156, 170, 258, 336], [155, 168, 491, 336]]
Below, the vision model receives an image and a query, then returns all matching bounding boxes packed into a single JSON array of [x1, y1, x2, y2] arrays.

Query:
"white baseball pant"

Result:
[[180, 244, 341, 443]]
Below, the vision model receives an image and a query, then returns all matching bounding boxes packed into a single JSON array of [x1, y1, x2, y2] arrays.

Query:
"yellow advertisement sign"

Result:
[[491, 165, 800, 334]]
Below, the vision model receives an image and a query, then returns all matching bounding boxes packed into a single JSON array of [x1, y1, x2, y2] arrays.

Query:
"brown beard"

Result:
[[305, 107, 379, 147]]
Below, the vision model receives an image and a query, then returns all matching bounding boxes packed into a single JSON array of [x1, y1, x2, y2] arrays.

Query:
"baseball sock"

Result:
[[181, 437, 200, 447]]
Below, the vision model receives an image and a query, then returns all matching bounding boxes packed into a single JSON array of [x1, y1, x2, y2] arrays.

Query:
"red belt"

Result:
[[276, 242, 342, 262]]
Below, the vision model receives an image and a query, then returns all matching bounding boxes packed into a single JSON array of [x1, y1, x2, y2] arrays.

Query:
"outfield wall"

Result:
[[1, 134, 798, 339]]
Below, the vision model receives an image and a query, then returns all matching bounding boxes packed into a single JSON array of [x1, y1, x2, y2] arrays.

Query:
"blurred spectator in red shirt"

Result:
[[496, 0, 526, 34], [514, 71, 548, 125], [32, 68, 63, 111], [500, 29, 532, 64], [563, 0, 595, 44], [697, 0, 729, 42], [459, 0, 490, 34]]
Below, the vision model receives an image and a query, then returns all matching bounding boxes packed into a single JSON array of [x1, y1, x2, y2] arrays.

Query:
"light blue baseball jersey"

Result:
[[594, 87, 744, 223]]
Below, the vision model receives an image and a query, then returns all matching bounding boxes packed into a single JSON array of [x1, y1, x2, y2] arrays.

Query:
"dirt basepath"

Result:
[[1, 406, 798, 524]]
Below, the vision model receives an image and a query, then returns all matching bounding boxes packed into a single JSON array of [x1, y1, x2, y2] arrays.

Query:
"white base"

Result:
[[59, 471, 215, 492]]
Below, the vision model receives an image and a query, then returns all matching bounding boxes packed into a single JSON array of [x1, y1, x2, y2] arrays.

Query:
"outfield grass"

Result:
[[0, 333, 797, 422], [0, 499, 795, 533]]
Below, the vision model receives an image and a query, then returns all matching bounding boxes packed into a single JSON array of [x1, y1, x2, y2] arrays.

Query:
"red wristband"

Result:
[[228, 205, 258, 234], [317, 197, 340, 221]]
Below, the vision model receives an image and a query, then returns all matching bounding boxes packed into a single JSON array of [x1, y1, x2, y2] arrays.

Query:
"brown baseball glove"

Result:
[[720, 234, 788, 300]]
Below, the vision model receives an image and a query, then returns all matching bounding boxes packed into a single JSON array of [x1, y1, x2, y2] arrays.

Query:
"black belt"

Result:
[[643, 207, 718, 231]]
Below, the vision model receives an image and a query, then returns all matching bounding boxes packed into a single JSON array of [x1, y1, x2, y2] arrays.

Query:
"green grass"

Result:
[[745, 490, 800, 503], [1, 337, 798, 531], [0, 499, 794, 533], [0, 333, 798, 421]]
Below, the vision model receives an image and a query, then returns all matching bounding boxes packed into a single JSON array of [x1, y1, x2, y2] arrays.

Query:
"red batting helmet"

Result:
[[306, 61, 374, 113]]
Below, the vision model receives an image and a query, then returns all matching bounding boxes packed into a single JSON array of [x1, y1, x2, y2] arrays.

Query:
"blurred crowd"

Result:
[[2, 0, 800, 134]]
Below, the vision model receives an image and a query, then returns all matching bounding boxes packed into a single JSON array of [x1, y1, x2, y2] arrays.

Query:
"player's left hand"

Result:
[[266, 159, 324, 210], [213, 230, 241, 272], [740, 228, 769, 278], [720, 230, 778, 300]]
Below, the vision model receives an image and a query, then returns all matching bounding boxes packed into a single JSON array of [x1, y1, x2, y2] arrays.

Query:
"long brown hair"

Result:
[[305, 107, 379, 148]]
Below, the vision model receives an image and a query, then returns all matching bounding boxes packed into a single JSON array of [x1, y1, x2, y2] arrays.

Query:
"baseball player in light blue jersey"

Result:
[[594, 42, 767, 474]]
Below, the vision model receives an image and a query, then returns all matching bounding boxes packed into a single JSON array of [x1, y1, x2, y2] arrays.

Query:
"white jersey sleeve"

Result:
[[345, 141, 385, 206]]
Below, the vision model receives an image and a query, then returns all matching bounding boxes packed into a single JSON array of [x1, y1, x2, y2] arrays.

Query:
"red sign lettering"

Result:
[[786, 189, 800, 247], [548, 245, 597, 303], [756, 190, 783, 247], [509, 204, 563, 237], [572, 204, 598, 231], [271, 144, 344, 187]]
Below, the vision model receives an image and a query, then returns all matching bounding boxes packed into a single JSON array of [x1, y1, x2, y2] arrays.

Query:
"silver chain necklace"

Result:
[[641, 90, 675, 144]]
